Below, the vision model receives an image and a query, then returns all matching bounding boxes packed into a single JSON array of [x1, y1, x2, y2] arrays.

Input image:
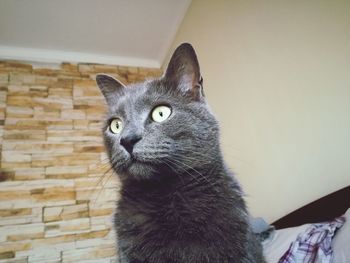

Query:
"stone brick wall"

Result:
[[0, 61, 162, 262]]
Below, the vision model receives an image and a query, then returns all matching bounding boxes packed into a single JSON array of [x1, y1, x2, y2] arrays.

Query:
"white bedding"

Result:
[[263, 224, 311, 262], [263, 208, 350, 263], [332, 208, 350, 263]]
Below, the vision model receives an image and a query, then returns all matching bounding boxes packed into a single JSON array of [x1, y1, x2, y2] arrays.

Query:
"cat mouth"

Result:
[[115, 152, 160, 176], [122, 154, 151, 168], [130, 155, 153, 165], [118, 155, 157, 178]]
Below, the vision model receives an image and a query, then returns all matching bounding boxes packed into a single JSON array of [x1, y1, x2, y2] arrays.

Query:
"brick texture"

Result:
[[0, 60, 162, 262]]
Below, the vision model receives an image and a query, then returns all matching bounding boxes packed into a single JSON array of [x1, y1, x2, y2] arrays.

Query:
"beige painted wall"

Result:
[[166, 0, 350, 222]]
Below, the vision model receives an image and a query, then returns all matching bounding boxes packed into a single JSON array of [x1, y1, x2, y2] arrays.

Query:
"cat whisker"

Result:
[[144, 142, 214, 186], [168, 157, 217, 188], [162, 159, 185, 185], [170, 153, 212, 164], [89, 152, 121, 203], [172, 146, 218, 161], [164, 158, 215, 191], [164, 157, 203, 185], [92, 154, 118, 187], [92, 165, 117, 203]]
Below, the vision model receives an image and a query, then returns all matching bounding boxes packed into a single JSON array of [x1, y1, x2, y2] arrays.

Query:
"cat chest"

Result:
[[117, 193, 212, 238]]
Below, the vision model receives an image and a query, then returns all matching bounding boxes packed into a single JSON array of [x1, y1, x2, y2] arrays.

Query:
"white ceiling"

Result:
[[0, 0, 191, 68]]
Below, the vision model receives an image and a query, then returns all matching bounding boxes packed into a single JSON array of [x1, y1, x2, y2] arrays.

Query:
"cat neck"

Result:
[[120, 157, 230, 199]]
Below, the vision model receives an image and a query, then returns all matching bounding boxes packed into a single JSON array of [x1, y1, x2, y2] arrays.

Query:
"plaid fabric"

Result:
[[278, 216, 345, 263]]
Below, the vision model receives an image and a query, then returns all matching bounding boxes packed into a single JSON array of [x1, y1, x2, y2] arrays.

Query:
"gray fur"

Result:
[[96, 43, 265, 263]]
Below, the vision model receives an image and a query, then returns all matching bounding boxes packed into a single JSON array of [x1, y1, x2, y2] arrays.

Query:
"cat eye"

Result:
[[151, 105, 171, 123], [109, 118, 123, 134]]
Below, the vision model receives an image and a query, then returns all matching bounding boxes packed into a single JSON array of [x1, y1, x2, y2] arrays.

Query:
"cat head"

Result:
[[96, 43, 220, 181]]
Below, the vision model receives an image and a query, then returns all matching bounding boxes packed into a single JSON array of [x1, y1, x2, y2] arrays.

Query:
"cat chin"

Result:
[[124, 161, 157, 180]]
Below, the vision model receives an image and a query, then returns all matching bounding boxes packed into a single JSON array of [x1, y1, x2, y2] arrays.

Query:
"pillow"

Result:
[[332, 208, 350, 263]]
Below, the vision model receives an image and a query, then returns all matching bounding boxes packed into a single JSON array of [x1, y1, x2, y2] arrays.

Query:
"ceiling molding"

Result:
[[0, 46, 161, 68]]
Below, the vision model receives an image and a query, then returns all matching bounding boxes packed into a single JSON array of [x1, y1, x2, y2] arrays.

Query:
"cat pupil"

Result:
[[159, 111, 163, 117]]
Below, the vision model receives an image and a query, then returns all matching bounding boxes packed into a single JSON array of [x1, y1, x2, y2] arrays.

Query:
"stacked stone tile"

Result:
[[0, 61, 162, 262]]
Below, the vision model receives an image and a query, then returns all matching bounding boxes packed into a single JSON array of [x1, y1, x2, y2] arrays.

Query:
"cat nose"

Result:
[[120, 133, 142, 154]]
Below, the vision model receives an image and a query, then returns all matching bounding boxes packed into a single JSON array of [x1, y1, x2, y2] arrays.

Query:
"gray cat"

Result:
[[96, 43, 265, 263]]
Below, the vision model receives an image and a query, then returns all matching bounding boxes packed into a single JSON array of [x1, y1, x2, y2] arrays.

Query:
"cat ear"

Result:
[[96, 74, 126, 104], [164, 43, 204, 100]]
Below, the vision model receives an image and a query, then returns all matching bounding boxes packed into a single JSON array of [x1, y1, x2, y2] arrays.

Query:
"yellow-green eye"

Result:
[[151, 105, 171, 122], [110, 118, 123, 134]]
